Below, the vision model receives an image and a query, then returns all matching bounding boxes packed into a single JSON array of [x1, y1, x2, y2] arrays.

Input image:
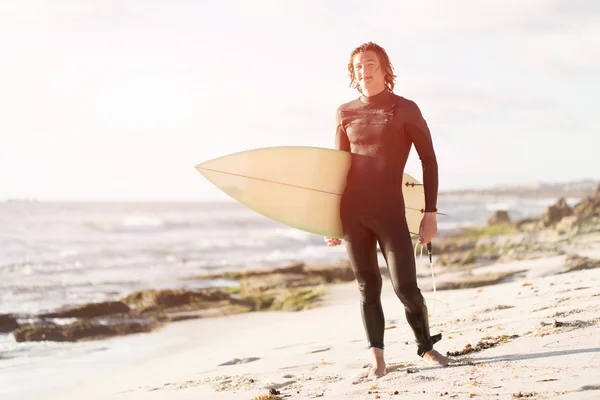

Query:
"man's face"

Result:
[[353, 50, 385, 92]]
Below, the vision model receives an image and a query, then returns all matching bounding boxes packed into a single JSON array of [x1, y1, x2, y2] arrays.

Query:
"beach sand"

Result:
[[47, 234, 600, 400]]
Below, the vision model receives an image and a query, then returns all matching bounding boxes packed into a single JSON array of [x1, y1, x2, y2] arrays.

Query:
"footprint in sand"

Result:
[[166, 374, 260, 392], [480, 304, 515, 313], [306, 347, 331, 354], [579, 384, 600, 391], [386, 362, 415, 373], [536, 317, 599, 336], [218, 357, 260, 366], [351, 362, 415, 384], [551, 308, 585, 318], [263, 379, 298, 390]]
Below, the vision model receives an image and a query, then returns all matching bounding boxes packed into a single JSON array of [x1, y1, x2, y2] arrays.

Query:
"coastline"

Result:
[[42, 212, 600, 399], [48, 246, 600, 399], [2, 191, 599, 399]]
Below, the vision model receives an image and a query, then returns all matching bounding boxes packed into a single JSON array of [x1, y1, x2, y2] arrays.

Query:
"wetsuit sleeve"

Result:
[[335, 107, 350, 152], [404, 101, 439, 212]]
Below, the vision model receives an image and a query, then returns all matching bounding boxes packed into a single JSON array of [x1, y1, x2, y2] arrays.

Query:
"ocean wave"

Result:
[[117, 214, 165, 232], [85, 214, 166, 233], [485, 201, 514, 211], [83, 213, 278, 234]]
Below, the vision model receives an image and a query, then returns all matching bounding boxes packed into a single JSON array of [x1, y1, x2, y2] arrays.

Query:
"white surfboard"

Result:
[[195, 146, 434, 238]]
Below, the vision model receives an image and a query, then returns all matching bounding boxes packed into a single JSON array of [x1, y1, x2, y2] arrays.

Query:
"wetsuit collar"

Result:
[[359, 88, 392, 104]]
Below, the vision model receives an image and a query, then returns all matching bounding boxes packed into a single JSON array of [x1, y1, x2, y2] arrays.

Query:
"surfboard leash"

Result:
[[414, 240, 438, 317]]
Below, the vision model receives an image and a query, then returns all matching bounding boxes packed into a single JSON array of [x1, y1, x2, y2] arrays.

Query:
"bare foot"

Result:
[[367, 363, 387, 379], [368, 347, 387, 378], [423, 350, 450, 366]]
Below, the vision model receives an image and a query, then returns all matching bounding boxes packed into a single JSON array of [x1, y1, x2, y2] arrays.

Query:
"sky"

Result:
[[1, 0, 598, 201]]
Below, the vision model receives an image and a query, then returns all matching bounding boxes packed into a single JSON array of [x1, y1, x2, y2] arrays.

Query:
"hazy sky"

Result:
[[1, 0, 598, 201]]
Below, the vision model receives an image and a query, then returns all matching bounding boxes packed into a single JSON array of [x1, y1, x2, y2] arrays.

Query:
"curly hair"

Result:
[[347, 42, 397, 93]]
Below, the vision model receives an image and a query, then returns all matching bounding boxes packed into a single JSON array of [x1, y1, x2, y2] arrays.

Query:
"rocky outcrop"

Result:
[[305, 262, 356, 283], [40, 301, 130, 319], [10, 205, 600, 344], [572, 185, 600, 220], [487, 210, 511, 225], [196, 262, 305, 280], [0, 314, 19, 333], [540, 197, 573, 227], [573, 198, 599, 220], [11, 270, 338, 342], [506, 186, 599, 230], [513, 218, 538, 229], [436, 252, 478, 267], [525, 187, 600, 229], [237, 287, 326, 312], [123, 288, 231, 313], [13, 320, 156, 343], [189, 262, 357, 284], [229, 263, 356, 312], [435, 238, 477, 254], [239, 273, 313, 293], [563, 254, 600, 273]]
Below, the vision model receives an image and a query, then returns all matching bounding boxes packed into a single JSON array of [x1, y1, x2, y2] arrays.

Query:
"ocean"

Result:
[[0, 197, 581, 398]]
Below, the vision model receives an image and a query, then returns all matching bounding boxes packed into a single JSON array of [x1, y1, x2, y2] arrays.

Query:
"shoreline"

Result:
[[47, 249, 600, 399], [1, 192, 599, 399], [4, 193, 599, 346]]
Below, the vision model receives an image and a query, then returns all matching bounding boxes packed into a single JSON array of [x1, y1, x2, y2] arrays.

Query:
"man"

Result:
[[324, 41, 449, 377]]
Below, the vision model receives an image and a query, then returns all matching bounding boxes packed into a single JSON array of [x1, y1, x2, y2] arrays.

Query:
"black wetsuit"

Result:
[[335, 88, 441, 357]]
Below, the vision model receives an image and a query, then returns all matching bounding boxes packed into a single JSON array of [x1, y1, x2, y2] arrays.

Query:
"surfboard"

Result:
[[195, 146, 435, 238]]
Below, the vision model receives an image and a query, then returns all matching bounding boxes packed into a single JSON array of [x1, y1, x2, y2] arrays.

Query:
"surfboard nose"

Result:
[[194, 162, 205, 172], [195, 157, 222, 173]]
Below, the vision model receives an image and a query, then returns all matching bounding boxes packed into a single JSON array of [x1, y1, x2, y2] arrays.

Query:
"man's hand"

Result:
[[419, 212, 437, 244]]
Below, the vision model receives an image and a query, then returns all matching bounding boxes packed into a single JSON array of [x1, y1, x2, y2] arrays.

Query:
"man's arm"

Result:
[[404, 101, 438, 213]]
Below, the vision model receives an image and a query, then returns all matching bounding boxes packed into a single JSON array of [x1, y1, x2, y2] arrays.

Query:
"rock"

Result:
[[123, 289, 230, 313], [13, 324, 69, 342], [487, 210, 511, 225], [68, 320, 155, 341], [555, 216, 578, 233], [246, 262, 305, 276], [13, 320, 157, 343], [0, 314, 19, 333], [271, 287, 325, 311], [40, 301, 130, 319], [306, 262, 356, 283], [155, 304, 253, 322], [513, 217, 538, 230], [540, 197, 573, 227], [436, 251, 477, 267], [239, 287, 325, 312], [240, 273, 312, 293], [434, 238, 477, 254], [194, 262, 306, 280], [572, 197, 600, 220], [563, 254, 600, 273], [186, 262, 357, 296], [237, 262, 357, 295]]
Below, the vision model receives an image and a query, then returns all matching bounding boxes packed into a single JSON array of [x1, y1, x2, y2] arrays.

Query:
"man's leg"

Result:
[[377, 217, 447, 365], [344, 221, 387, 376]]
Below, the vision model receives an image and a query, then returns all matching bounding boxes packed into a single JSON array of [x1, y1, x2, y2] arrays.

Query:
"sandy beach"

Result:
[[46, 225, 600, 399]]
